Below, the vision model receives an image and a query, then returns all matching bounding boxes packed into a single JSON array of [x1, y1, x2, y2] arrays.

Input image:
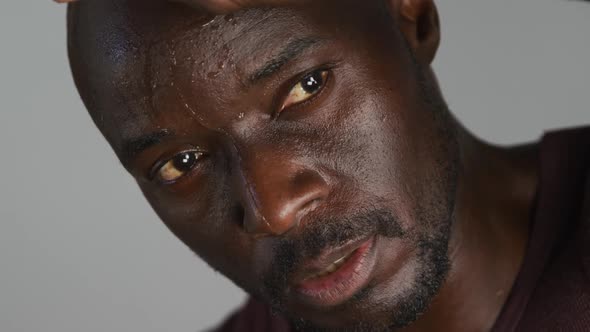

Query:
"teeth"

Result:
[[308, 252, 354, 280]]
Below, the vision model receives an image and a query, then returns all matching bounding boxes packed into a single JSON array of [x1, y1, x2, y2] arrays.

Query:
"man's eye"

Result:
[[281, 70, 329, 111], [156, 151, 204, 183]]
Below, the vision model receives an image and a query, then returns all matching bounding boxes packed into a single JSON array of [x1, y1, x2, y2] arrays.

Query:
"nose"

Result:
[[236, 155, 329, 237]]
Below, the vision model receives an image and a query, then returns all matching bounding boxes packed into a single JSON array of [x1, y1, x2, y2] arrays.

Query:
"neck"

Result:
[[404, 123, 539, 332]]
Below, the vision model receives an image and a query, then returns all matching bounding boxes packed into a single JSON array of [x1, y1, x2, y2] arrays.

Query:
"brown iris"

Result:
[[157, 151, 204, 182]]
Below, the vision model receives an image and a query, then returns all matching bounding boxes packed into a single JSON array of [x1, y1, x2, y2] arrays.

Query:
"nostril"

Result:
[[232, 205, 245, 228]]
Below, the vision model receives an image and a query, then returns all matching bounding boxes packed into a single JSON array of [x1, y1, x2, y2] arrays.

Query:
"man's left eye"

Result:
[[155, 151, 204, 183], [281, 70, 329, 111]]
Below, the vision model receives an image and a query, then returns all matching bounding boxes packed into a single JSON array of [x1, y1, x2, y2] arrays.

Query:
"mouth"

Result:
[[290, 235, 377, 308]]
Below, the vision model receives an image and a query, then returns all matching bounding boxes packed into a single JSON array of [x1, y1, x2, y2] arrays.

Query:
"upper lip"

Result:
[[289, 235, 373, 286]]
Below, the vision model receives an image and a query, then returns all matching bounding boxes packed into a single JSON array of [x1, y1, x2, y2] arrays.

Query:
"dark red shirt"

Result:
[[216, 127, 590, 332], [492, 127, 590, 332]]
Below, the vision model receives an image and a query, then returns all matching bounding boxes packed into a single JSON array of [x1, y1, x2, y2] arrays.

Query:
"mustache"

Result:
[[263, 208, 404, 303]]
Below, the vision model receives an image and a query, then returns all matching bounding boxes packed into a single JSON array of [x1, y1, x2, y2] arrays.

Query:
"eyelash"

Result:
[[148, 149, 206, 184], [274, 64, 335, 117]]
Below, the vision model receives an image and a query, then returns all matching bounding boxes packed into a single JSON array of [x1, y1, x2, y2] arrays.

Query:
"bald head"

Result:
[[67, 0, 416, 160]]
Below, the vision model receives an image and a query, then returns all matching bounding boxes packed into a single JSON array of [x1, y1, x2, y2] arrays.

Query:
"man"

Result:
[[62, 0, 590, 330]]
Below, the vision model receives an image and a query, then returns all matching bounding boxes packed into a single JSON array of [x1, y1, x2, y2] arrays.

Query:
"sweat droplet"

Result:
[[238, 112, 245, 119], [201, 19, 215, 27]]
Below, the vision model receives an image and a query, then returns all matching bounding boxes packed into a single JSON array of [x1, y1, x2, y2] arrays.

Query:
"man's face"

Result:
[[70, 0, 458, 329]]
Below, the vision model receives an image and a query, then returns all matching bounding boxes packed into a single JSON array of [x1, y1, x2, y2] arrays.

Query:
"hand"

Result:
[[54, 0, 296, 13]]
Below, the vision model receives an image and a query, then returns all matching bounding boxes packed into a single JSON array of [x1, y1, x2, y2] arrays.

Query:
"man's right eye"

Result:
[[154, 151, 205, 183]]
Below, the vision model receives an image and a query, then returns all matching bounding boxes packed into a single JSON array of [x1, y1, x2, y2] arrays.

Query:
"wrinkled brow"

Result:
[[248, 37, 323, 84], [120, 129, 173, 166]]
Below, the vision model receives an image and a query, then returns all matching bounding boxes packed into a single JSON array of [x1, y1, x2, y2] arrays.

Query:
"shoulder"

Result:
[[540, 125, 590, 296], [511, 126, 590, 331], [568, 127, 590, 269], [551, 126, 590, 274], [577, 169, 590, 274]]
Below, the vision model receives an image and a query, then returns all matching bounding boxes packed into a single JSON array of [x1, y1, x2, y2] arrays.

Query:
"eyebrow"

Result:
[[120, 129, 173, 165], [248, 37, 323, 84], [119, 38, 321, 165]]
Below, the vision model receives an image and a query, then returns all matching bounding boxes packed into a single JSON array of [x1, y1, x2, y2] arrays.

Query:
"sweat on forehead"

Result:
[[70, 4, 303, 112], [68, 0, 266, 110], [68, 0, 397, 149]]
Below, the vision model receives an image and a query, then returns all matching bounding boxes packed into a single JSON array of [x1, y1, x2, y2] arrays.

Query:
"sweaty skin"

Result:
[[66, 0, 538, 330], [57, 0, 299, 13]]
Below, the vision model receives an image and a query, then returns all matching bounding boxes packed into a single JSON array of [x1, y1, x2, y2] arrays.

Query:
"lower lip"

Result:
[[293, 236, 377, 307]]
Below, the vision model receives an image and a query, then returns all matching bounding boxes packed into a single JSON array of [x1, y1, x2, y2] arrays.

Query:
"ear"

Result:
[[387, 0, 440, 65]]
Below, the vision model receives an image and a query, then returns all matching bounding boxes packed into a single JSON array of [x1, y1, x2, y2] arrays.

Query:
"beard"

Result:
[[263, 208, 405, 309], [260, 202, 454, 331]]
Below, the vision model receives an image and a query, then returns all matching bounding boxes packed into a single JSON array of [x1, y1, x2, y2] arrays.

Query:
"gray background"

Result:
[[1, 1, 588, 331]]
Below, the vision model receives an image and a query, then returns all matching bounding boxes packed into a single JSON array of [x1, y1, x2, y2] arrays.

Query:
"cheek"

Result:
[[326, 83, 413, 194], [320, 70, 444, 228], [139, 182, 258, 286]]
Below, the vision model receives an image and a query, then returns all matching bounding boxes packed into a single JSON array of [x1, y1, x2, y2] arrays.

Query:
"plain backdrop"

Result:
[[1, 1, 589, 331]]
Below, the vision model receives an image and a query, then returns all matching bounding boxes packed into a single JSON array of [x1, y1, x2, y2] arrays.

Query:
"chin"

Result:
[[280, 239, 451, 331]]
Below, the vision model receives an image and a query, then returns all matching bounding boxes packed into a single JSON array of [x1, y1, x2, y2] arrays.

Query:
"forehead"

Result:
[[69, 0, 390, 153]]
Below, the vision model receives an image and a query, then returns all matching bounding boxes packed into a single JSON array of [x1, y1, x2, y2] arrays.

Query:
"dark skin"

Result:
[[58, 0, 300, 13], [65, 0, 539, 330]]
